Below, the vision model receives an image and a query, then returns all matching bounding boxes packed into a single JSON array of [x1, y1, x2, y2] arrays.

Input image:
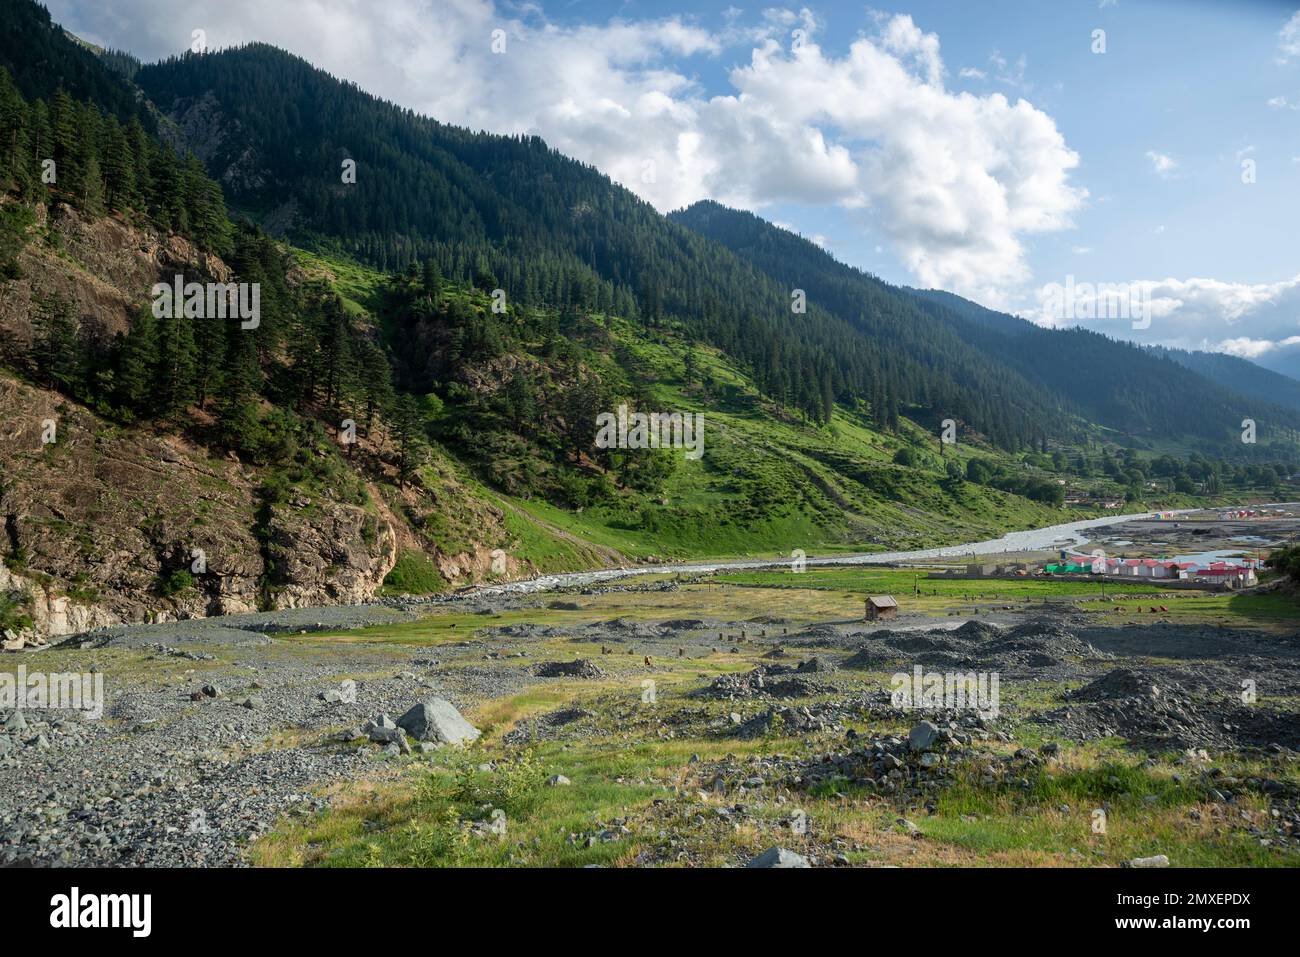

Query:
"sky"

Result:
[[44, 0, 1300, 377]]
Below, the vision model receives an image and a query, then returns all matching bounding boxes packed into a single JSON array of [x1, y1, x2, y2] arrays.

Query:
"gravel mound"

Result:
[[659, 619, 708, 631], [534, 659, 608, 679], [502, 707, 595, 744], [1036, 667, 1300, 752], [698, 665, 835, 701], [841, 618, 1111, 675]]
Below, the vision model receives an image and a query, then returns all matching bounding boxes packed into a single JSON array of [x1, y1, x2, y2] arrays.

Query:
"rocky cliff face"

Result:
[[0, 200, 228, 363], [0, 376, 398, 644]]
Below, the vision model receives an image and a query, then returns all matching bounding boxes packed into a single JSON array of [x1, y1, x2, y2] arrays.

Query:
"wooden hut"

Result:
[[865, 595, 899, 622]]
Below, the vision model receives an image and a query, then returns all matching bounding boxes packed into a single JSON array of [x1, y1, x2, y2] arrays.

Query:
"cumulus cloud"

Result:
[[47, 0, 1086, 307]]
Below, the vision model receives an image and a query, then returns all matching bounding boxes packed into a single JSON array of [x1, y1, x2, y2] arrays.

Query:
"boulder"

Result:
[[746, 847, 811, 868], [908, 721, 940, 752], [369, 725, 411, 754], [396, 697, 481, 746]]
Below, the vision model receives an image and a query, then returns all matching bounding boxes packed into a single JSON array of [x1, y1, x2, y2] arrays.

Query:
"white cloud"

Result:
[[957, 50, 1031, 90], [1031, 273, 1300, 372], [1145, 150, 1178, 176], [1216, 336, 1300, 360], [1268, 94, 1296, 110], [1279, 10, 1300, 62], [47, 1, 1086, 308]]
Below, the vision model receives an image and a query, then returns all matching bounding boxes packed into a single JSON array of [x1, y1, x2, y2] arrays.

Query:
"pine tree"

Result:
[[27, 99, 51, 199], [318, 296, 353, 410], [116, 305, 160, 412], [30, 290, 79, 393], [154, 307, 197, 415], [193, 305, 227, 408], [392, 393, 426, 486], [125, 117, 152, 205], [80, 152, 104, 216], [358, 340, 393, 432], [49, 88, 81, 200], [421, 258, 440, 296], [101, 117, 137, 211], [0, 68, 31, 195], [215, 321, 263, 451]]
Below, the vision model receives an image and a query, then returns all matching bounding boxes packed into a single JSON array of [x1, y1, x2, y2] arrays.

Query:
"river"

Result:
[[465, 508, 1200, 598]]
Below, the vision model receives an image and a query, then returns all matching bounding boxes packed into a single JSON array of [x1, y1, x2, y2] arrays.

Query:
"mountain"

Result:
[[915, 288, 1300, 417], [672, 201, 1300, 450], [0, 0, 149, 127], [0, 19, 1089, 640], [129, 43, 1085, 449], [1148, 345, 1300, 415], [1, 1, 1297, 642]]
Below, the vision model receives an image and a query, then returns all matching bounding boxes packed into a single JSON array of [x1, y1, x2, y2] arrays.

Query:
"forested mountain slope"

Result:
[[126, 40, 1248, 455], [0, 0, 148, 126], [673, 201, 1300, 451], [1147, 345, 1300, 416]]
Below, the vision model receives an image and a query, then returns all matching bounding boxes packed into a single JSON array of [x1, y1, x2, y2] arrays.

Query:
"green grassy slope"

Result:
[[297, 248, 1108, 567]]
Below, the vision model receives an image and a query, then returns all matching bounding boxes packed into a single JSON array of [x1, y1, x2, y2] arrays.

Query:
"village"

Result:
[[918, 506, 1300, 591], [940, 553, 1260, 589]]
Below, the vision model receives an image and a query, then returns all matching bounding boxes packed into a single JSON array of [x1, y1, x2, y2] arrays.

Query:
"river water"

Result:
[[466, 508, 1200, 598]]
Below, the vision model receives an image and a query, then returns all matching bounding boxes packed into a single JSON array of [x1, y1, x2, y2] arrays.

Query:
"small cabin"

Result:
[[865, 595, 899, 621]]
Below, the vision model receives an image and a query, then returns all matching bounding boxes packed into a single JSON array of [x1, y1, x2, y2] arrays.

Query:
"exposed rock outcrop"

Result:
[[0, 376, 398, 639]]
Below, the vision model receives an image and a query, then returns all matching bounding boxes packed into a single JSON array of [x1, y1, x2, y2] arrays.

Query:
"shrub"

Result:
[[155, 568, 195, 598]]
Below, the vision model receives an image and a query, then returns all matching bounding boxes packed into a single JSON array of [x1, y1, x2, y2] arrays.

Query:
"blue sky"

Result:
[[48, 0, 1300, 374]]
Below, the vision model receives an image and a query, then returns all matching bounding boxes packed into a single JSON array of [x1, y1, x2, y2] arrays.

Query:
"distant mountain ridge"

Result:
[[1147, 345, 1300, 415], [672, 201, 1300, 448], [911, 289, 1300, 414]]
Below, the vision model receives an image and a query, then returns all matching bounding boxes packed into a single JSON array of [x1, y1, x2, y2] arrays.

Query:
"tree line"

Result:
[[0, 67, 232, 254]]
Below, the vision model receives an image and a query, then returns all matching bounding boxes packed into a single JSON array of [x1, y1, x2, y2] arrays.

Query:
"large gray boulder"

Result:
[[396, 697, 481, 746], [908, 721, 940, 752], [746, 847, 811, 868]]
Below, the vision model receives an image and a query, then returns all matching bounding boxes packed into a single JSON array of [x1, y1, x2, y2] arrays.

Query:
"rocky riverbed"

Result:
[[3, 583, 1299, 867]]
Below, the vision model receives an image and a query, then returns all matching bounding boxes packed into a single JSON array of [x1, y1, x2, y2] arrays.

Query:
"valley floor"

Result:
[[3, 555, 1298, 868]]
